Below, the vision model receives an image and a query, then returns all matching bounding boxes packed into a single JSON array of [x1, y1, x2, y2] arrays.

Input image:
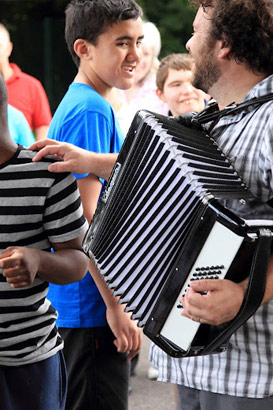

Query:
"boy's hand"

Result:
[[0, 247, 41, 288], [106, 304, 142, 360]]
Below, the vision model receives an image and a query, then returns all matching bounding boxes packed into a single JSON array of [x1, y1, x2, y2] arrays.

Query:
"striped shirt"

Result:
[[0, 145, 88, 366], [150, 74, 273, 398]]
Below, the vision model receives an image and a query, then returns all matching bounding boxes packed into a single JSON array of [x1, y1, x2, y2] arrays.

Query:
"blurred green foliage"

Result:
[[139, 0, 196, 57]]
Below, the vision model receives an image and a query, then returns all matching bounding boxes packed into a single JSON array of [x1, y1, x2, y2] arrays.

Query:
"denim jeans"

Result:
[[0, 350, 67, 410]]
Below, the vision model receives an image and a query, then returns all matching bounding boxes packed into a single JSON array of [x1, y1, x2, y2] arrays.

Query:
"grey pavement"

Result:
[[129, 335, 177, 410]]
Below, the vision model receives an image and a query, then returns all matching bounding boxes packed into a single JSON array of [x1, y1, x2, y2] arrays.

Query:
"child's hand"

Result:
[[0, 247, 41, 288]]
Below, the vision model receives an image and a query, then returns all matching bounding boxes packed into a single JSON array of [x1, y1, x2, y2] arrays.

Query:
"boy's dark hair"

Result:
[[65, 0, 143, 67], [190, 0, 273, 75], [156, 53, 194, 91]]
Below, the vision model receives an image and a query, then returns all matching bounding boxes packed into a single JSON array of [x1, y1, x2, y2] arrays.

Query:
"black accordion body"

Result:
[[83, 110, 273, 357]]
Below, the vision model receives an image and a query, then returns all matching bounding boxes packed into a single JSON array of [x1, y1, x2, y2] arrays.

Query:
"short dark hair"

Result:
[[190, 0, 273, 75], [65, 0, 143, 67], [156, 53, 194, 91]]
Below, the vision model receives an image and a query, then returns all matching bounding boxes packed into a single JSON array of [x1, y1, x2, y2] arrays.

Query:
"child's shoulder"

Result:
[[66, 82, 112, 113], [16, 147, 71, 178]]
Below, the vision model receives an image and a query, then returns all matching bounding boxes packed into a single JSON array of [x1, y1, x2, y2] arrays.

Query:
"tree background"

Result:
[[0, 0, 196, 113]]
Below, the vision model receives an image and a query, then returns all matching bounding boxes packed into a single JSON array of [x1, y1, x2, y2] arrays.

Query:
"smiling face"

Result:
[[79, 17, 143, 96], [157, 68, 205, 116]]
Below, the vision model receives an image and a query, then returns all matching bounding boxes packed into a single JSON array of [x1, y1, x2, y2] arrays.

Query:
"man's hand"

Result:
[[29, 139, 94, 174], [29, 139, 117, 180], [106, 303, 142, 360], [0, 247, 41, 288], [181, 279, 246, 326]]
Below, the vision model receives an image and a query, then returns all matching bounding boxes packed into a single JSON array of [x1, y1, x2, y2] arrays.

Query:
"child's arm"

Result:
[[78, 174, 142, 359], [89, 258, 142, 360], [0, 235, 89, 288]]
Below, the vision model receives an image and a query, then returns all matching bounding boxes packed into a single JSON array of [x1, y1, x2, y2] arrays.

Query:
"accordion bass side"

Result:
[[83, 110, 273, 357]]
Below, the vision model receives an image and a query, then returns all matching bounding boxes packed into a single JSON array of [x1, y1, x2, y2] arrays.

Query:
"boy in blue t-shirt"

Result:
[[46, 1, 143, 409]]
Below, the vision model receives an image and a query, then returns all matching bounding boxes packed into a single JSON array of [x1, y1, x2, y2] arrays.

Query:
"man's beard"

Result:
[[192, 47, 221, 94]]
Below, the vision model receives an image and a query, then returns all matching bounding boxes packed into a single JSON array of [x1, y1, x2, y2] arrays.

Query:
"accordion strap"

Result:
[[203, 228, 272, 354], [193, 93, 273, 125]]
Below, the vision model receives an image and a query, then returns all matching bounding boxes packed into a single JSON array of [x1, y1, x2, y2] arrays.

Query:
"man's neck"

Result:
[[0, 61, 14, 82], [210, 64, 266, 110]]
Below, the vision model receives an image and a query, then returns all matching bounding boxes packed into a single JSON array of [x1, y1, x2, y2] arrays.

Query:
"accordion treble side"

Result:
[[83, 110, 273, 357]]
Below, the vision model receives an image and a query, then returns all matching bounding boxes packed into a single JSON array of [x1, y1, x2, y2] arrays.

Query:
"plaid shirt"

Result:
[[150, 75, 273, 398]]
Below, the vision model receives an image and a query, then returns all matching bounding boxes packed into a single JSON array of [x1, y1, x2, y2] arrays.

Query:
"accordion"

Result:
[[83, 110, 273, 357]]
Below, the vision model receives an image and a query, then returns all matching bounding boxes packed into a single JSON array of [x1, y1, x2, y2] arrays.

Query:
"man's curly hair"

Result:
[[190, 0, 273, 75]]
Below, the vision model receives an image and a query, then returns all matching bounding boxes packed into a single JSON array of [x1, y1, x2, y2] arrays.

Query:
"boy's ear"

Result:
[[74, 39, 92, 60], [156, 88, 166, 102]]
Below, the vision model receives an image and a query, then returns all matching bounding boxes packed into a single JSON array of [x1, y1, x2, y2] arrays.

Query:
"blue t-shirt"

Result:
[[47, 83, 124, 328]]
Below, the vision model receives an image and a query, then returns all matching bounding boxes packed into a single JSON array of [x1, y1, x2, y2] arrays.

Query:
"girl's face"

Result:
[[133, 42, 154, 84]]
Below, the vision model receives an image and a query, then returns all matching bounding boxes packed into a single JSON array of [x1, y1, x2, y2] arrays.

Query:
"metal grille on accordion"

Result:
[[83, 110, 273, 357]]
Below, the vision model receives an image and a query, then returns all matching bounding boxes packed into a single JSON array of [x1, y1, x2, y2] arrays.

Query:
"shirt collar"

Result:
[[5, 63, 22, 85], [243, 74, 273, 101], [193, 75, 273, 127]]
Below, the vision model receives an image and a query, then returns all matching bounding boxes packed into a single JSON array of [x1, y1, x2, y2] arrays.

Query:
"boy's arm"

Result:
[[29, 139, 117, 180], [78, 174, 142, 358], [89, 258, 142, 359], [0, 235, 89, 288]]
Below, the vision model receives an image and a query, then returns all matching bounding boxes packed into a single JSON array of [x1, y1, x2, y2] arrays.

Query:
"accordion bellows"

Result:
[[83, 110, 273, 357]]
